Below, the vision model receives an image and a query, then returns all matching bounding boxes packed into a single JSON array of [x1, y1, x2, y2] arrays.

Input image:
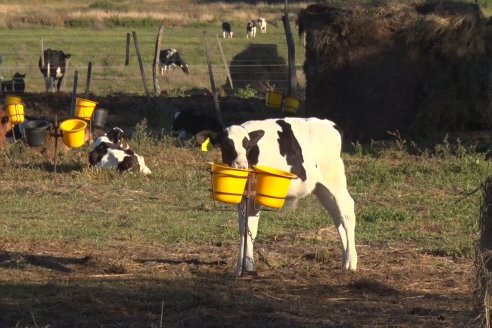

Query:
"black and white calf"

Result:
[[257, 17, 267, 34], [246, 20, 257, 38], [1, 72, 25, 93], [38, 48, 71, 92], [222, 21, 233, 38], [197, 117, 357, 275], [172, 110, 223, 140], [89, 127, 151, 174], [159, 49, 189, 75]]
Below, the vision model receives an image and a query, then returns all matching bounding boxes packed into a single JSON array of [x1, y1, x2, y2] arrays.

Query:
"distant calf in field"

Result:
[[222, 21, 233, 38], [159, 49, 189, 75], [246, 20, 257, 38], [38, 48, 71, 92], [1, 72, 25, 94], [257, 17, 267, 34]]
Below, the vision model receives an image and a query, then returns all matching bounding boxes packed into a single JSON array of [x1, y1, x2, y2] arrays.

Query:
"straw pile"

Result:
[[297, 1, 492, 141]]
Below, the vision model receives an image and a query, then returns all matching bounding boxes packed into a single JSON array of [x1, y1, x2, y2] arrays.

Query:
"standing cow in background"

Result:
[[246, 20, 257, 38], [38, 48, 71, 92], [257, 18, 267, 34], [159, 49, 189, 75], [197, 117, 357, 276], [222, 21, 233, 38]]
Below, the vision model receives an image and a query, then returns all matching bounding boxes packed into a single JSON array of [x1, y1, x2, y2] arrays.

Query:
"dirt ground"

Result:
[[0, 234, 478, 327], [0, 93, 481, 327]]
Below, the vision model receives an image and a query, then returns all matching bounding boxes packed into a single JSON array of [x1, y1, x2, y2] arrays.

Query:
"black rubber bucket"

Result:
[[92, 108, 109, 128], [24, 120, 51, 147]]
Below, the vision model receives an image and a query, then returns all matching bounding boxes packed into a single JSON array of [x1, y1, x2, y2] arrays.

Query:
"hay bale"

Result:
[[297, 1, 492, 141]]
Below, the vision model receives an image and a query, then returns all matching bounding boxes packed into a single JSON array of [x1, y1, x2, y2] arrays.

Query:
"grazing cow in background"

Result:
[[38, 48, 71, 92], [172, 110, 223, 140], [1, 72, 26, 94], [196, 117, 357, 276], [246, 20, 257, 38], [257, 17, 267, 34], [159, 49, 189, 75], [89, 127, 151, 174], [222, 21, 233, 38]]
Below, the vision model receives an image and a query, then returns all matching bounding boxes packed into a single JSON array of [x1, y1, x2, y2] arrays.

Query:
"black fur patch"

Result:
[[220, 134, 237, 166], [276, 120, 306, 181]]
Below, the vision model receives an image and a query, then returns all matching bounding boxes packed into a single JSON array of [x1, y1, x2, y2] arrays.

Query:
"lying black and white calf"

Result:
[[89, 127, 151, 174], [172, 110, 223, 141], [197, 117, 357, 275]]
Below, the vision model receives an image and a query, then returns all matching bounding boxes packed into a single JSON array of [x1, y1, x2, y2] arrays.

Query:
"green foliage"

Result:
[[235, 85, 258, 99], [89, 0, 129, 12]]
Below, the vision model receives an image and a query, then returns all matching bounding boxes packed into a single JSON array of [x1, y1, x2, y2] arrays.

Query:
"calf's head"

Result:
[[106, 127, 128, 149], [196, 126, 264, 169]]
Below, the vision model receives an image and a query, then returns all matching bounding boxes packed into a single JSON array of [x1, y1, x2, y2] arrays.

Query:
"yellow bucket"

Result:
[[74, 97, 98, 120], [5, 103, 25, 124], [283, 96, 300, 114], [265, 91, 283, 109], [5, 95, 23, 106], [210, 163, 251, 204], [59, 119, 87, 148], [253, 165, 297, 209]]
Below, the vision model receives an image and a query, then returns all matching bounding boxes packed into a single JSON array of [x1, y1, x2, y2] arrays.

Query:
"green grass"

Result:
[[0, 131, 487, 260], [0, 24, 306, 95]]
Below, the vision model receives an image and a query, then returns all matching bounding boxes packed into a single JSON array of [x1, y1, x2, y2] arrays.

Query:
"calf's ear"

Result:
[[247, 130, 265, 147], [195, 130, 219, 145]]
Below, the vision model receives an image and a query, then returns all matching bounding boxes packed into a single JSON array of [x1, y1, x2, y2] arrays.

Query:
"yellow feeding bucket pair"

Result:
[[209, 163, 297, 209], [253, 165, 297, 208], [59, 119, 87, 148], [265, 91, 300, 114], [210, 163, 251, 204], [75, 97, 98, 120]]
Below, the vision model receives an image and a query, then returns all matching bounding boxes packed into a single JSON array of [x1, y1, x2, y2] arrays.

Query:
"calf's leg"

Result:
[[314, 179, 357, 271], [235, 199, 260, 276]]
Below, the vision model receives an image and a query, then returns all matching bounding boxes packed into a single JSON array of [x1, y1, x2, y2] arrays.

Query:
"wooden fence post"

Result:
[[282, 0, 297, 96], [61, 57, 70, 91], [70, 70, 78, 117], [132, 31, 151, 101], [125, 33, 131, 66], [216, 34, 233, 91], [85, 61, 92, 98], [153, 24, 165, 96], [202, 31, 224, 126]]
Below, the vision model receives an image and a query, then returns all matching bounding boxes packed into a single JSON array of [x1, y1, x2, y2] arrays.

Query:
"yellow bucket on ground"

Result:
[[5, 103, 25, 124], [253, 165, 297, 209], [265, 91, 283, 109], [59, 119, 87, 148], [5, 95, 23, 106], [75, 97, 98, 120], [210, 163, 251, 204], [283, 96, 300, 114]]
